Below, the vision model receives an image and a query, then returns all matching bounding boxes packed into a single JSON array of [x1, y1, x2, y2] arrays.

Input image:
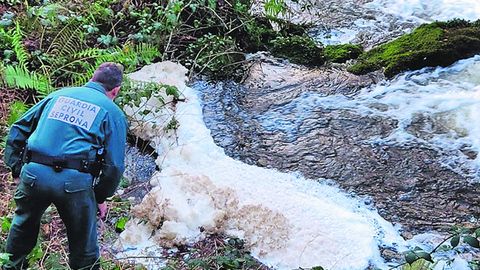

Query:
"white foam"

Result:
[[265, 56, 480, 177], [115, 62, 406, 269], [312, 0, 480, 46], [355, 57, 480, 174], [242, 57, 480, 269], [312, 18, 382, 46], [367, 0, 480, 23]]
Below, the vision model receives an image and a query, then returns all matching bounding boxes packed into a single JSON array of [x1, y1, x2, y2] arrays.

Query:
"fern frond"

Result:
[[11, 22, 29, 69], [7, 101, 29, 126], [46, 22, 85, 58], [2, 65, 53, 96], [92, 47, 124, 66], [50, 43, 160, 87], [134, 43, 161, 64], [73, 48, 104, 59], [71, 70, 93, 86]]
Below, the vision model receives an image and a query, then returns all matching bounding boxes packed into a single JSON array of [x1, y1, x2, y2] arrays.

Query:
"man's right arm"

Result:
[[94, 111, 127, 203], [4, 97, 51, 177]]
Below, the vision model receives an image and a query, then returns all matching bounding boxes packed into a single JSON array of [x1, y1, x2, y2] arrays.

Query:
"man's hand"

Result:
[[97, 202, 108, 219]]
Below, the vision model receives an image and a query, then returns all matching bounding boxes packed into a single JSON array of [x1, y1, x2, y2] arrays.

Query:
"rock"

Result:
[[348, 19, 480, 77]]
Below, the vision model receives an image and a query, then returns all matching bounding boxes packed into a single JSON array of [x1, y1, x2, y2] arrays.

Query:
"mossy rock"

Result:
[[269, 35, 325, 66], [348, 19, 480, 77], [241, 17, 308, 52], [324, 44, 363, 63]]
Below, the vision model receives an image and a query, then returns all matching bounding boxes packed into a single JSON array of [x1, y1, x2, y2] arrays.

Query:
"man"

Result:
[[3, 62, 128, 270]]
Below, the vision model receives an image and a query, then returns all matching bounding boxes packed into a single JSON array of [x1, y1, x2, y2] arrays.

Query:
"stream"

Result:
[[198, 0, 480, 236], [196, 54, 480, 234]]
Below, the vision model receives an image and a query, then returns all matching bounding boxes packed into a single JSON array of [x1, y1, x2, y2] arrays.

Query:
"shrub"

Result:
[[187, 34, 244, 77], [269, 35, 324, 66]]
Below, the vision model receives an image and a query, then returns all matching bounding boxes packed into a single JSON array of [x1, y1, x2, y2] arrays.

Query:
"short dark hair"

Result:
[[91, 62, 124, 91]]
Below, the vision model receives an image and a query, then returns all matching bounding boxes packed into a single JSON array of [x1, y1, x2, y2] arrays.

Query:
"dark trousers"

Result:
[[4, 162, 99, 270]]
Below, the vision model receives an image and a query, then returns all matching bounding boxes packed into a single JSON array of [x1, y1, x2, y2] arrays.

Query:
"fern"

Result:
[[46, 22, 85, 57], [133, 43, 161, 65], [2, 65, 53, 96], [73, 47, 104, 59], [52, 43, 160, 87], [7, 101, 28, 126], [70, 68, 95, 86], [108, 43, 160, 72], [264, 0, 287, 17], [11, 21, 29, 69]]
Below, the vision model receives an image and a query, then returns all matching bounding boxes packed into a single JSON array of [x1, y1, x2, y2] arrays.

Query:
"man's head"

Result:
[[91, 62, 124, 100]]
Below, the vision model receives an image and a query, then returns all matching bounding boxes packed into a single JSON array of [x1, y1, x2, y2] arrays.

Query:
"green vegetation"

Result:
[[116, 78, 182, 131], [270, 35, 324, 65], [161, 237, 268, 270], [6, 101, 27, 126], [187, 34, 243, 76], [395, 226, 480, 270], [349, 19, 480, 77], [324, 44, 363, 63]]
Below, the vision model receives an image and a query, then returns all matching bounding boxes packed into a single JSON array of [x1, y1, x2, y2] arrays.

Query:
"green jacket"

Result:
[[4, 81, 128, 203]]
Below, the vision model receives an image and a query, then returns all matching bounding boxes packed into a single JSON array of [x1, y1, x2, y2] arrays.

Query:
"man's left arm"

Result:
[[4, 97, 52, 177]]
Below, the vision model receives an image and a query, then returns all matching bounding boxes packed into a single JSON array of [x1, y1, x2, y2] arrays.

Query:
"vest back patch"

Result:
[[47, 96, 100, 130]]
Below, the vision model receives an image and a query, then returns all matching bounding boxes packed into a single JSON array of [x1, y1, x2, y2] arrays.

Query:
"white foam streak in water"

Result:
[[116, 62, 406, 270], [363, 58, 480, 176], [260, 56, 480, 177], [313, 0, 480, 46], [367, 0, 480, 22]]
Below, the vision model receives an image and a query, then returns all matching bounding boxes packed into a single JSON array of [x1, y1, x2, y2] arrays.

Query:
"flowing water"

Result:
[[117, 62, 407, 270], [117, 1, 480, 269], [199, 0, 480, 233], [261, 0, 480, 47], [197, 55, 480, 234]]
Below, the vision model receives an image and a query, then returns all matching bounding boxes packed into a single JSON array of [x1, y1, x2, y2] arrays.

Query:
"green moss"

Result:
[[241, 17, 307, 52], [348, 20, 480, 77], [324, 44, 363, 63], [269, 35, 324, 66]]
